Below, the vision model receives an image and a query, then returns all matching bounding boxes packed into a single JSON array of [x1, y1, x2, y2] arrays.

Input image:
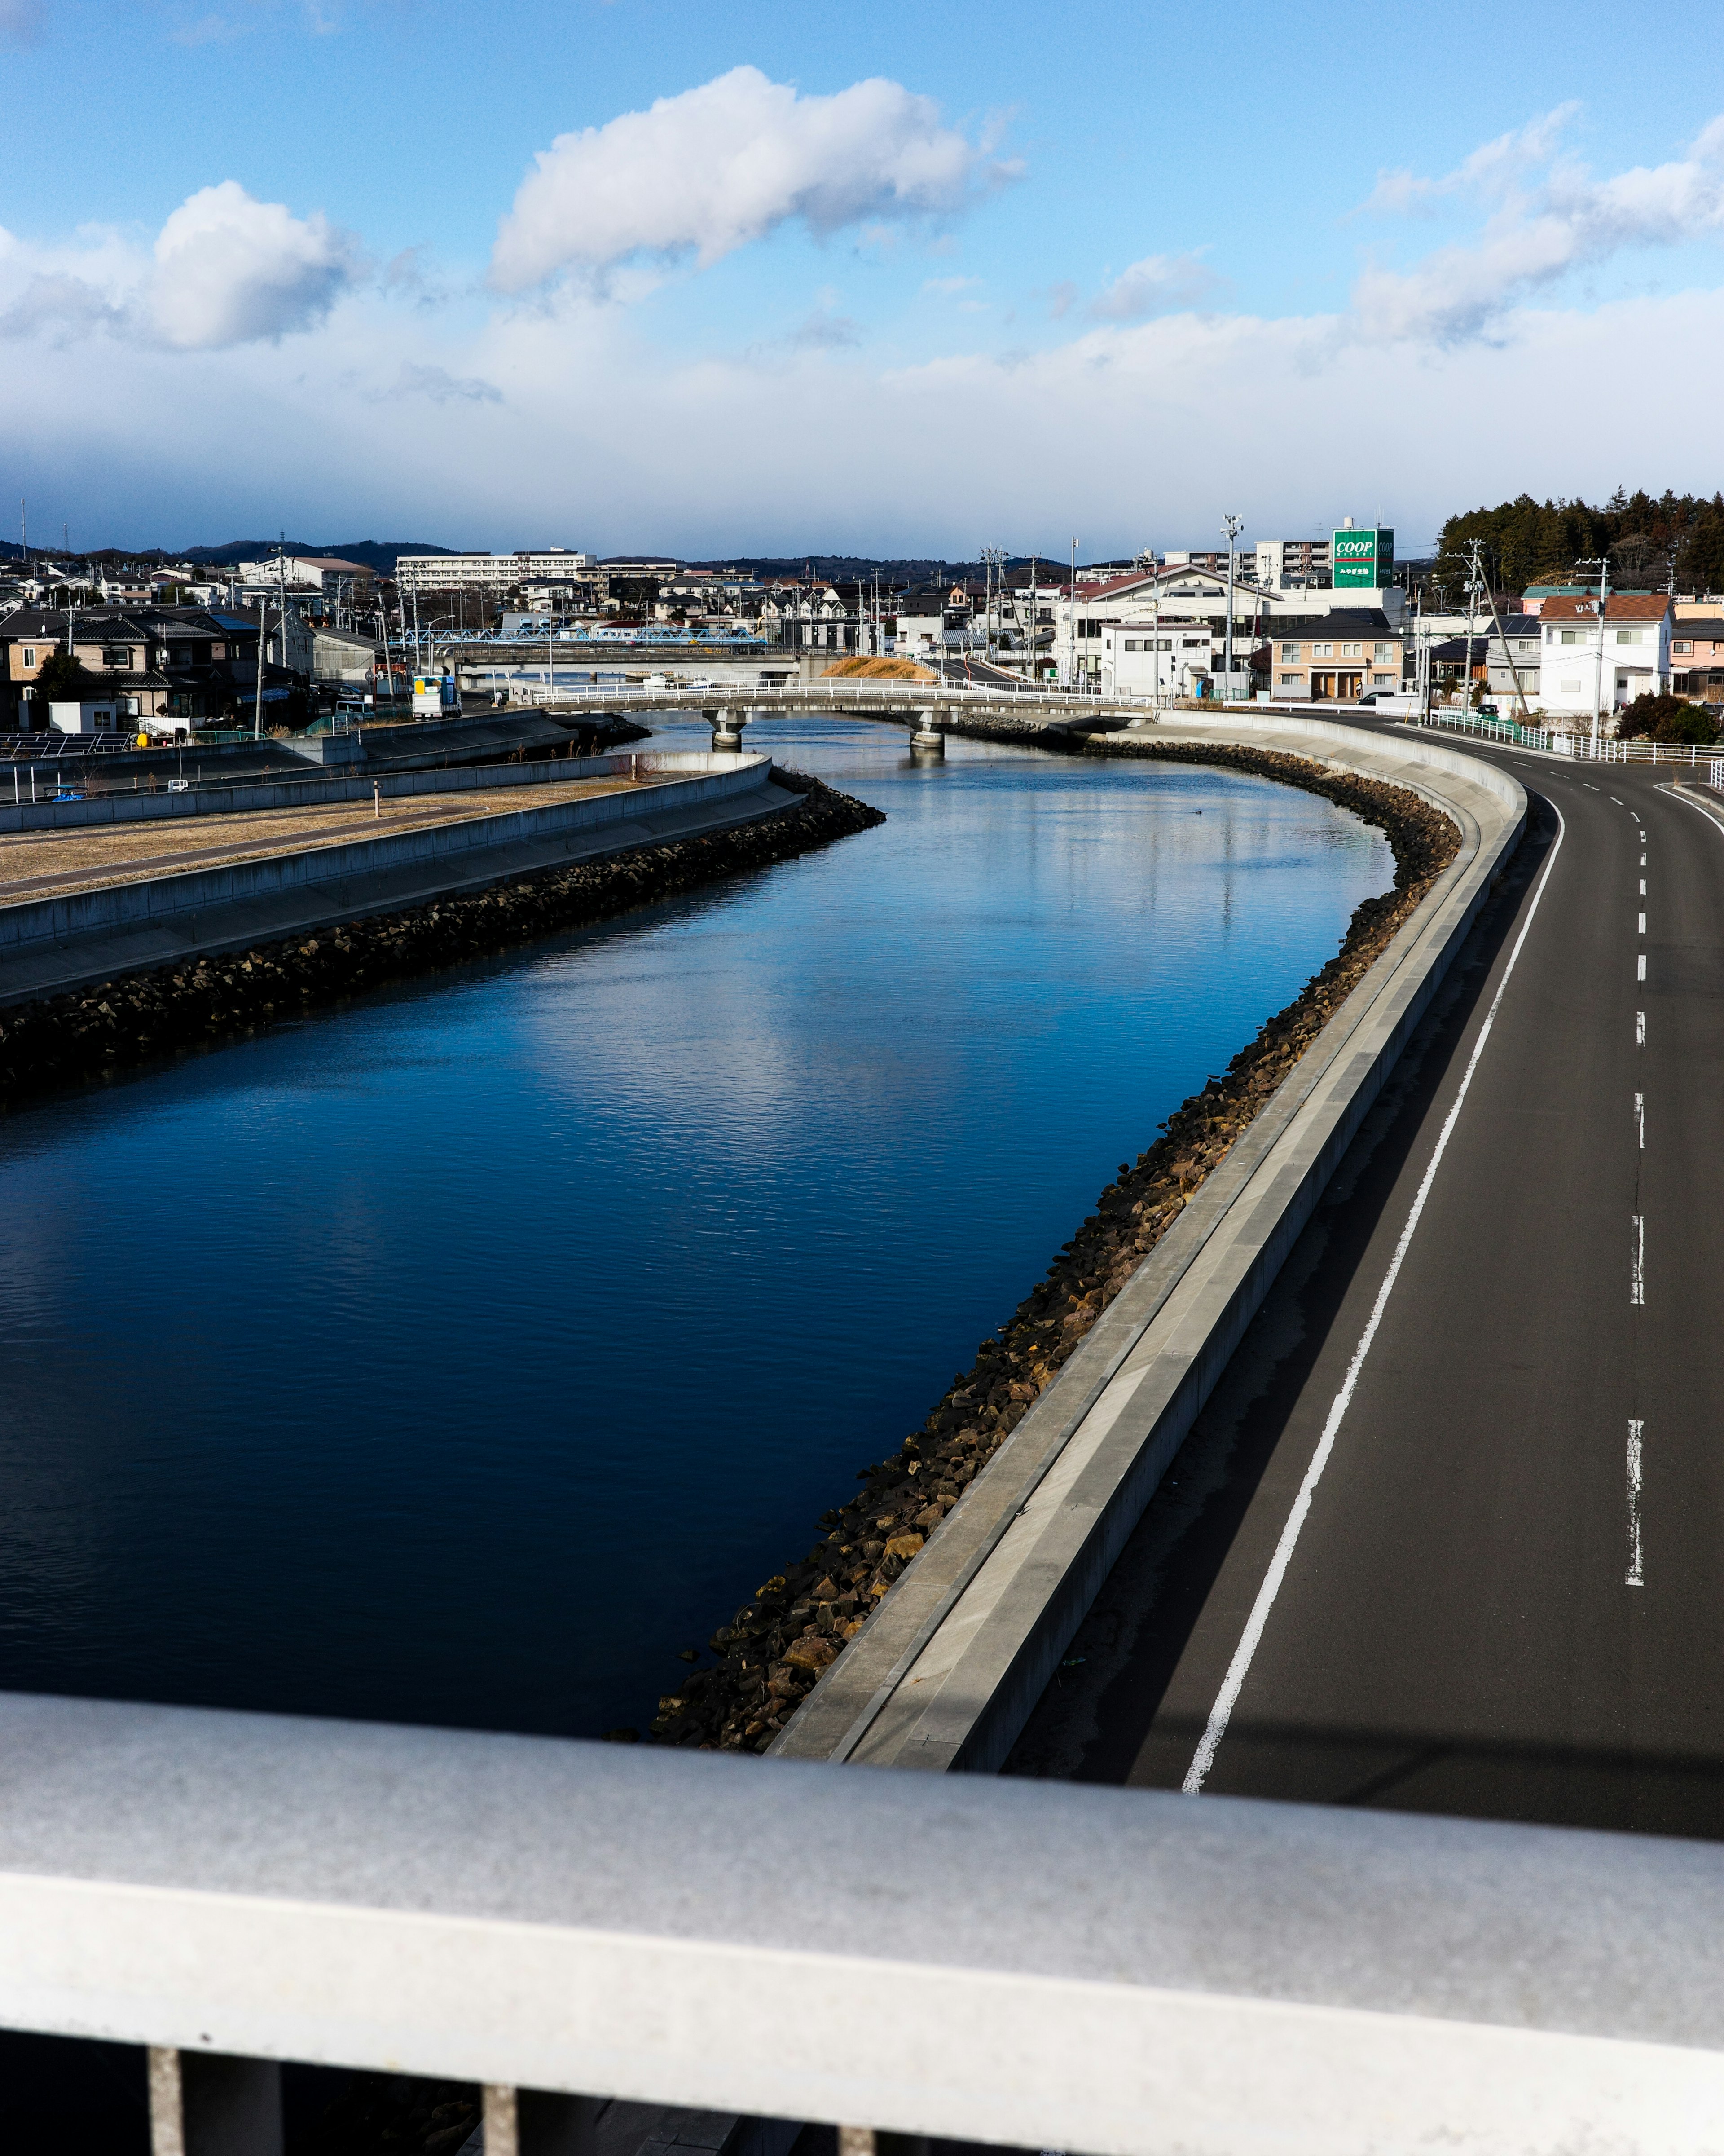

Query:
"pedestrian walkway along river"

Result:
[[0, 714, 1391, 1739]]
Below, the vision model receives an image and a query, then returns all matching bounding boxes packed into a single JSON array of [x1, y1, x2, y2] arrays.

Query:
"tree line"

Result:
[[1434, 489, 1724, 596]]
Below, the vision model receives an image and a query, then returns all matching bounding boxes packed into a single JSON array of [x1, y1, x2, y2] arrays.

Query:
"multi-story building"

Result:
[[1253, 537, 1333, 590], [1537, 594, 1671, 723], [1267, 616, 1405, 701], [235, 556, 375, 607], [393, 550, 598, 595]]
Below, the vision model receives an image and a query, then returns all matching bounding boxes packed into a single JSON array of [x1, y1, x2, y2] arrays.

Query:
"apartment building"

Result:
[[394, 550, 598, 595], [1253, 537, 1333, 590], [1269, 615, 1405, 701]]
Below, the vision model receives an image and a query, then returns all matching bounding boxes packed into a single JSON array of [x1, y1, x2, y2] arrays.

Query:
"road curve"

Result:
[[1008, 723, 1724, 1839]]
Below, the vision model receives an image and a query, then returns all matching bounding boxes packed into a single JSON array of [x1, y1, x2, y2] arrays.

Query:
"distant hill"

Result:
[[0, 538, 459, 572]]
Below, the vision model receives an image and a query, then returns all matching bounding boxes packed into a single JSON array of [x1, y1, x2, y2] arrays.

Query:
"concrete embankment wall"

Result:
[[769, 717, 1524, 1774], [0, 749, 722, 839], [0, 755, 778, 1007]]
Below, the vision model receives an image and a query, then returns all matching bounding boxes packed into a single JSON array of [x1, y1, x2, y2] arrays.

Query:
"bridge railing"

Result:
[[2, 1689, 1720, 2156]]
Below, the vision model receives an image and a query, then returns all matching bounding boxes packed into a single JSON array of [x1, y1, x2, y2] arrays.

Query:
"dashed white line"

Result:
[[1639, 911, 1647, 933], [1636, 1093, 1645, 1149], [1631, 1216, 1645, 1305], [1638, 954, 1648, 981], [1180, 803, 1569, 1796], [1636, 1010, 1646, 1047], [1640, 878, 1646, 895], [1611, 795, 1624, 805], [1626, 1421, 1645, 1588]]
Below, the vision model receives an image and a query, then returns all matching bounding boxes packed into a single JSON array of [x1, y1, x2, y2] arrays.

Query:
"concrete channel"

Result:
[[776, 713, 1526, 1772]]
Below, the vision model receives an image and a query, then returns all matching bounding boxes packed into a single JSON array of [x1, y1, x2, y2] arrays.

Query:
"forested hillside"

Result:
[[1437, 490, 1724, 592]]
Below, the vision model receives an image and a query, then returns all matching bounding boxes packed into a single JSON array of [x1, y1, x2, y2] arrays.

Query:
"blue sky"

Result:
[[4, 0, 1724, 558]]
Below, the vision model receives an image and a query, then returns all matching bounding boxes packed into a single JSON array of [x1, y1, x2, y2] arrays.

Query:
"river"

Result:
[[0, 714, 1391, 1738]]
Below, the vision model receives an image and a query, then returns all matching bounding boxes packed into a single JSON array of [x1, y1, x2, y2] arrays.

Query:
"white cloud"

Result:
[[489, 65, 1016, 291], [1088, 251, 1222, 321], [923, 274, 981, 295], [1365, 105, 1582, 216], [0, 182, 359, 351], [149, 181, 358, 348], [1355, 111, 1724, 343]]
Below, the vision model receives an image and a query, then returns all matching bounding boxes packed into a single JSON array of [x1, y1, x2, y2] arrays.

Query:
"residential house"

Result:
[[1536, 595, 1671, 724], [1669, 618, 1724, 703], [0, 604, 310, 733]]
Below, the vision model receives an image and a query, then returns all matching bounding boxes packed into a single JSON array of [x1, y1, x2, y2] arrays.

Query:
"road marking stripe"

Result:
[[1632, 1216, 1645, 1305], [1636, 1093, 1645, 1149], [1611, 795, 1624, 804], [1638, 912, 1647, 933], [1638, 954, 1647, 981], [1636, 1010, 1645, 1046], [1640, 879, 1646, 894], [1627, 1421, 1645, 1588], [1180, 803, 1569, 1796]]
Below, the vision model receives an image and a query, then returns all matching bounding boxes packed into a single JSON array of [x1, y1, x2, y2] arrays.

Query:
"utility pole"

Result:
[[1460, 540, 1485, 718], [253, 591, 268, 739], [1222, 513, 1244, 701], [1068, 538, 1078, 689]]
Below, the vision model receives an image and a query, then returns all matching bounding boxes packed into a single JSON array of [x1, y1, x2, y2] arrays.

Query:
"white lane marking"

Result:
[[1636, 1093, 1645, 1149], [1641, 853, 1647, 866], [1640, 878, 1646, 895], [1639, 911, 1647, 933], [1636, 1010, 1646, 1047], [1626, 1421, 1645, 1588], [1632, 1216, 1645, 1305], [1638, 954, 1648, 981], [1181, 804, 1570, 1795], [1584, 782, 1600, 791], [1611, 795, 1624, 805]]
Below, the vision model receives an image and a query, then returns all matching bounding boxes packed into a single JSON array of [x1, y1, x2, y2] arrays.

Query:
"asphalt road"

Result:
[[1007, 726, 1724, 1839]]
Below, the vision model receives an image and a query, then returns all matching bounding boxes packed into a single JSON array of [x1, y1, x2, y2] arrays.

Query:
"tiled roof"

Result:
[[1539, 594, 1671, 623]]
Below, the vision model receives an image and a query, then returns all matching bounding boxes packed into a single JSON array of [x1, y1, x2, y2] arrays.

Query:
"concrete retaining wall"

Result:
[[0, 756, 773, 961], [0, 750, 731, 839], [776, 717, 1525, 1773]]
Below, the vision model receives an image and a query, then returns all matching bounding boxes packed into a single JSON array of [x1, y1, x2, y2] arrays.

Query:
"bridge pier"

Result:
[[706, 706, 746, 753], [908, 708, 944, 755]]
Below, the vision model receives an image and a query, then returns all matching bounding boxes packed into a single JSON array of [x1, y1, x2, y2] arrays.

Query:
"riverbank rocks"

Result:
[[658, 730, 1464, 1756], [0, 769, 884, 1108]]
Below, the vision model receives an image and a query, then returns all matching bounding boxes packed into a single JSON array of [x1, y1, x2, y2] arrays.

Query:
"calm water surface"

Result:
[[0, 716, 1390, 1736]]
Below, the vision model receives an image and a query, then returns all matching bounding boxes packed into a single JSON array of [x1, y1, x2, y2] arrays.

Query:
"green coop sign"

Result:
[[1333, 526, 1394, 588]]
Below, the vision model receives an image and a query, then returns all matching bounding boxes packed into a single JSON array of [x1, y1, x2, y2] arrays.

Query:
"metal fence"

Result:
[[1411, 709, 1720, 764]]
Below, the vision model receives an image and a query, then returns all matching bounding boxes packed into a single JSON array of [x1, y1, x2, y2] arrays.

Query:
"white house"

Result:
[[1537, 595, 1671, 724]]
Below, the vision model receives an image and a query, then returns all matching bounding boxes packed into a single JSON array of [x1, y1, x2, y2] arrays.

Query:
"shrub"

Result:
[[1616, 692, 1718, 745]]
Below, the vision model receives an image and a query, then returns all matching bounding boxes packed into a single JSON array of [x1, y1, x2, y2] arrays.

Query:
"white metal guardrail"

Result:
[[2, 1692, 1722, 2156], [1410, 709, 1720, 765]]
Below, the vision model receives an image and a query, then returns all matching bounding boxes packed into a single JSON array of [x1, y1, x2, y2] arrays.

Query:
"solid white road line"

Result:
[[1636, 1093, 1645, 1149], [1632, 1216, 1645, 1306], [1179, 805, 1570, 1796], [1626, 1421, 1645, 1589]]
